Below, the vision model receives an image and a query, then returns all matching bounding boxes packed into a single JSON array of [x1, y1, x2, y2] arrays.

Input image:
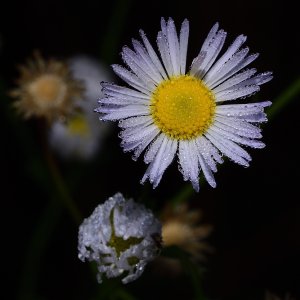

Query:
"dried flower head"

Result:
[[78, 193, 162, 284], [10, 52, 84, 122], [161, 203, 212, 260]]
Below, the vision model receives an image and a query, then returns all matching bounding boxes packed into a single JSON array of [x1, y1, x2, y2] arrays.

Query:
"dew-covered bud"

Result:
[[78, 193, 162, 284]]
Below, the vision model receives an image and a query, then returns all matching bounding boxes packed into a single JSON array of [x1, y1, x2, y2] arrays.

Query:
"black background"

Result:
[[1, 0, 299, 299]]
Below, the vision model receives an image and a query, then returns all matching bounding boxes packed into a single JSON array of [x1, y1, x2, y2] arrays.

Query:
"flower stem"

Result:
[[17, 198, 63, 300], [44, 144, 82, 224], [267, 77, 300, 120], [99, 0, 133, 64]]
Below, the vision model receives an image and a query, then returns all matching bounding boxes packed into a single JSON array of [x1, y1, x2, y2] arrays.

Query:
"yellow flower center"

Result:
[[150, 75, 216, 140], [67, 114, 90, 137], [28, 74, 67, 107]]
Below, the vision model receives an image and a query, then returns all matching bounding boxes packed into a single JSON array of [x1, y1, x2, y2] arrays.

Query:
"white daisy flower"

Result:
[[49, 56, 112, 160], [78, 193, 162, 284], [96, 18, 272, 191]]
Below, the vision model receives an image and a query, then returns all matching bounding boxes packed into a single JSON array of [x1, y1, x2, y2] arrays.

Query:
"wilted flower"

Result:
[[78, 193, 162, 284], [161, 203, 212, 260], [96, 18, 272, 191], [10, 52, 83, 121], [49, 56, 112, 160]]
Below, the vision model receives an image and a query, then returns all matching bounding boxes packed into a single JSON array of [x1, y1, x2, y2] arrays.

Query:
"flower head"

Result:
[[49, 56, 112, 160], [161, 203, 212, 260], [10, 52, 84, 122], [78, 193, 162, 284], [265, 292, 295, 300], [96, 18, 272, 191]]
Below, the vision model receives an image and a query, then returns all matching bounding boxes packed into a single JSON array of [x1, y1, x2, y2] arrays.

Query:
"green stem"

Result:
[[171, 184, 194, 206], [44, 146, 82, 224], [267, 77, 300, 120], [100, 0, 133, 63], [17, 198, 63, 300]]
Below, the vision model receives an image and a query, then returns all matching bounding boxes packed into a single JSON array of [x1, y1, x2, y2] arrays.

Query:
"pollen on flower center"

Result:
[[150, 75, 216, 140], [28, 74, 67, 107]]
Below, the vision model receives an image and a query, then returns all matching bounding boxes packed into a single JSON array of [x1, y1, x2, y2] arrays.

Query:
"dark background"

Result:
[[1, 0, 299, 299]]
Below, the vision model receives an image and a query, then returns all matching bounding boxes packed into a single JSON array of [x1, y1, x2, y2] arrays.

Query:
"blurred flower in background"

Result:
[[10, 52, 84, 122], [96, 18, 272, 191], [78, 193, 162, 284], [161, 202, 213, 260], [48, 56, 112, 160], [265, 291, 295, 300]]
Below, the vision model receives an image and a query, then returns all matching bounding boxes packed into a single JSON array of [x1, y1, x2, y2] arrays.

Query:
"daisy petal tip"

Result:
[[140, 177, 146, 185], [182, 18, 189, 25], [212, 22, 219, 30], [207, 181, 217, 188], [192, 182, 200, 192], [264, 101, 272, 107], [132, 155, 138, 162]]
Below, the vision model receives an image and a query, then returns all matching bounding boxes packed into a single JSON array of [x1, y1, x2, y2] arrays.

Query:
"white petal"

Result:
[[132, 129, 159, 161], [178, 140, 200, 191], [216, 101, 271, 115], [179, 19, 189, 74], [215, 115, 262, 133], [118, 116, 152, 129], [205, 131, 251, 166], [139, 30, 168, 79], [204, 34, 247, 82], [195, 137, 218, 172], [144, 133, 165, 163], [210, 53, 259, 89], [160, 17, 167, 35], [166, 18, 180, 75], [214, 119, 262, 139], [192, 30, 227, 78], [209, 125, 265, 148], [120, 124, 157, 142], [199, 136, 224, 164], [132, 39, 164, 82], [121, 126, 159, 160], [238, 112, 268, 123], [205, 47, 249, 86], [215, 72, 273, 95], [201, 22, 220, 52], [101, 82, 149, 99], [99, 105, 149, 121], [213, 68, 257, 93], [207, 128, 251, 160], [189, 51, 207, 75], [121, 46, 159, 85], [141, 137, 177, 187], [231, 71, 273, 88], [99, 96, 149, 106], [215, 85, 260, 102], [197, 152, 217, 188], [152, 139, 178, 188], [112, 65, 153, 95], [122, 139, 145, 152], [157, 31, 174, 76]]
